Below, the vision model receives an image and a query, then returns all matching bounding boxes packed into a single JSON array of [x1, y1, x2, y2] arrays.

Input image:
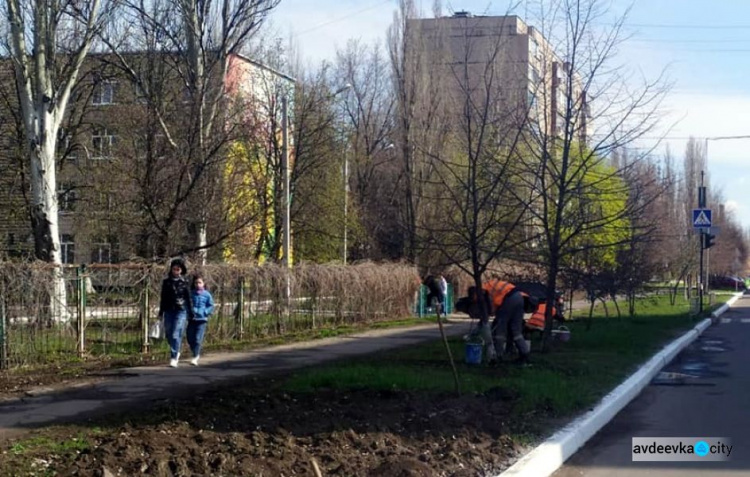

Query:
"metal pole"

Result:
[[141, 273, 150, 353], [0, 279, 7, 370], [282, 95, 291, 269], [699, 231, 704, 314], [343, 151, 348, 264], [237, 277, 245, 340], [281, 95, 291, 311], [704, 139, 710, 299], [76, 265, 86, 357]]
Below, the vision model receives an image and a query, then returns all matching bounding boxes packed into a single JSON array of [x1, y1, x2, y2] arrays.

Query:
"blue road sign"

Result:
[[693, 209, 712, 228]]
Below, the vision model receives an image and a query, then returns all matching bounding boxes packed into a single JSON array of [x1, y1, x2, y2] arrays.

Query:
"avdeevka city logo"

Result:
[[695, 440, 710, 457]]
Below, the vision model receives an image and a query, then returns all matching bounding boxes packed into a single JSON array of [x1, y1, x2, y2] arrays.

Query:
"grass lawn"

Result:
[[0, 293, 738, 476], [284, 294, 732, 421]]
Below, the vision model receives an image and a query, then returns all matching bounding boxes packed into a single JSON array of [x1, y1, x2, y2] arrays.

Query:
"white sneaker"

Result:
[[169, 358, 179, 368], [190, 356, 200, 366]]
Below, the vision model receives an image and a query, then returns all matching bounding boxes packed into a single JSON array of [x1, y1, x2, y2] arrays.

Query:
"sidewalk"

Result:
[[0, 319, 474, 441]]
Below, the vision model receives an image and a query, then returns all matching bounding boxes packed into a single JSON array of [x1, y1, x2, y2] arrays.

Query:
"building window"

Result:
[[57, 130, 78, 163], [60, 234, 75, 264], [92, 128, 116, 160], [91, 236, 119, 263], [92, 81, 115, 105], [57, 183, 77, 212], [133, 83, 148, 103], [529, 65, 540, 85]]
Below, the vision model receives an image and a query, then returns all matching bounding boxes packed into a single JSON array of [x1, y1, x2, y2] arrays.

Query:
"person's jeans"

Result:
[[187, 319, 208, 357], [491, 291, 529, 357], [164, 310, 187, 359]]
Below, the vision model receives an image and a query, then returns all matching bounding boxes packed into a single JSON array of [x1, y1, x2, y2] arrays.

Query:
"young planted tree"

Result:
[[2, 0, 117, 320]]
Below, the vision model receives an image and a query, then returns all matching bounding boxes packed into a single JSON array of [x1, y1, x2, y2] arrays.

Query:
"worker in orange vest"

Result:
[[468, 279, 530, 364]]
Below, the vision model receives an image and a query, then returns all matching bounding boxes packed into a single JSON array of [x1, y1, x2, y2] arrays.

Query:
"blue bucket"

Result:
[[465, 342, 483, 365]]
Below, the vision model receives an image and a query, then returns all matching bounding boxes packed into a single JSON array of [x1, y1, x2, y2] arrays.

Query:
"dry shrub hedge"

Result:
[[0, 261, 422, 367]]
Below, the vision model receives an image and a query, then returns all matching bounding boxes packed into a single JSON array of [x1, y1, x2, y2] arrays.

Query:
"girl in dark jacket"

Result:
[[158, 258, 193, 367]]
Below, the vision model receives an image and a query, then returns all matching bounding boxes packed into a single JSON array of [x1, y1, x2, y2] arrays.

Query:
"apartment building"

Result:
[[0, 53, 293, 264], [408, 11, 590, 141]]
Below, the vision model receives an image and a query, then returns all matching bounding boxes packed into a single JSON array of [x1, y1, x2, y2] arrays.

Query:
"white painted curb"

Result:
[[497, 292, 744, 477]]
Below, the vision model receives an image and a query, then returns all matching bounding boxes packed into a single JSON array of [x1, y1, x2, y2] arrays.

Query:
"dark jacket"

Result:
[[159, 276, 193, 317]]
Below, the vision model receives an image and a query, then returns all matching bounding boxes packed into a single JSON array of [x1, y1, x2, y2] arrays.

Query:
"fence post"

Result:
[[0, 280, 7, 370], [141, 274, 150, 353], [76, 265, 86, 357], [237, 277, 245, 341]]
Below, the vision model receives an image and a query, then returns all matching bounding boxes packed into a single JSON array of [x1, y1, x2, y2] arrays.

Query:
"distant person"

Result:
[[188, 274, 215, 366], [158, 258, 193, 368], [424, 274, 448, 316]]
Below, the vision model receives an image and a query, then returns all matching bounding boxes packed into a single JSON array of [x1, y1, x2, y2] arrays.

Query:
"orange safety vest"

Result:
[[481, 279, 517, 314], [526, 303, 558, 330]]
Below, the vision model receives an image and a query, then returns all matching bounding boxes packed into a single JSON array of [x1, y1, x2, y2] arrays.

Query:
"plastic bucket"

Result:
[[553, 326, 571, 342], [465, 342, 483, 365]]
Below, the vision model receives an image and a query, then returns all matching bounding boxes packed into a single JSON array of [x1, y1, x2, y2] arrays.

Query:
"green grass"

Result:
[[283, 293, 733, 419], [9, 435, 91, 456]]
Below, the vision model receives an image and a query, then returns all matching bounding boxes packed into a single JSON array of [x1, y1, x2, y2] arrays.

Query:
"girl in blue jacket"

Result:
[[188, 274, 215, 366]]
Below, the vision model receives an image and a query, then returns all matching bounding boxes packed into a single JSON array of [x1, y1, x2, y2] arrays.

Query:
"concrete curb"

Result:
[[497, 292, 743, 477]]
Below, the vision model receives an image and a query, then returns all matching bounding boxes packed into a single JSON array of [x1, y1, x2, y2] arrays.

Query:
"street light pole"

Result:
[[343, 150, 349, 264], [282, 95, 291, 270]]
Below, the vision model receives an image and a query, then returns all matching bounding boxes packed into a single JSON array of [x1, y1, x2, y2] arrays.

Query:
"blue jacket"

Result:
[[191, 289, 215, 321]]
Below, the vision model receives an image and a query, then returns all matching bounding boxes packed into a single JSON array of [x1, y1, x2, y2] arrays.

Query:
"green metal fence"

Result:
[[414, 284, 454, 317], [0, 262, 420, 369]]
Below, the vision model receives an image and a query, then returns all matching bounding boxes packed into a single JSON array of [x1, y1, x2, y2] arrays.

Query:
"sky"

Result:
[[266, 0, 750, 229]]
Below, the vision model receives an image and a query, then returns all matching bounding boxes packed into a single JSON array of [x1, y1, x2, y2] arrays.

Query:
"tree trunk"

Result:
[[612, 296, 621, 318], [30, 121, 69, 323]]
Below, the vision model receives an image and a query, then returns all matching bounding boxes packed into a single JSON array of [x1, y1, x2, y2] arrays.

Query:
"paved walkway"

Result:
[[0, 319, 475, 441]]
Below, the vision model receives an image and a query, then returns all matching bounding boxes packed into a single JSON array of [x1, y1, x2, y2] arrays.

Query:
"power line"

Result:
[[631, 38, 750, 44], [627, 22, 750, 30], [294, 0, 393, 37]]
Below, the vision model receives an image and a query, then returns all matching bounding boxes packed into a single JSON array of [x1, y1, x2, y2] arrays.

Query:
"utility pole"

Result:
[[698, 172, 705, 314], [282, 95, 291, 271]]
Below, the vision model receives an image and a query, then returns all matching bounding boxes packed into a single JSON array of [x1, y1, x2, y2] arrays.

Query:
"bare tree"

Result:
[[335, 39, 396, 261], [521, 0, 670, 347], [103, 0, 280, 262], [2, 0, 117, 319]]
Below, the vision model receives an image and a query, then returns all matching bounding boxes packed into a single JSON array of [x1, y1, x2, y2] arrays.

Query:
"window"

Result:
[[57, 129, 78, 163], [57, 183, 77, 212], [60, 234, 75, 264], [98, 192, 115, 211], [133, 83, 148, 103], [92, 128, 116, 160], [91, 236, 119, 263], [529, 65, 540, 86], [92, 81, 115, 105], [527, 90, 538, 114]]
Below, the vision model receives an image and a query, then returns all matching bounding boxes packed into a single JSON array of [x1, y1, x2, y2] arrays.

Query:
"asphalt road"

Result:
[[554, 294, 750, 477]]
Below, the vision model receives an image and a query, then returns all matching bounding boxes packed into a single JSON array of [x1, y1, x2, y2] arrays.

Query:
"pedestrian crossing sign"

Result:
[[692, 209, 712, 228]]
